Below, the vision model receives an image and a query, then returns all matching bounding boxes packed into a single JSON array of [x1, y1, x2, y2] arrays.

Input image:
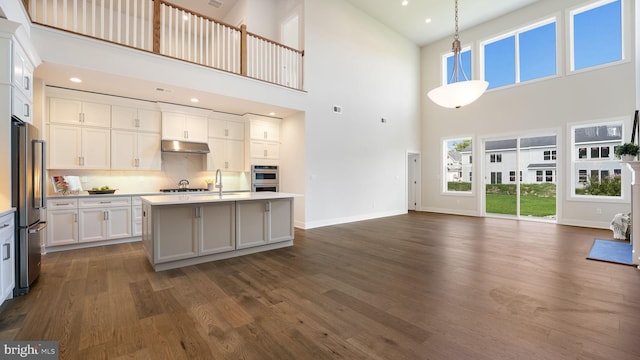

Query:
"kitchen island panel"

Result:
[[153, 204, 198, 263], [200, 202, 236, 256]]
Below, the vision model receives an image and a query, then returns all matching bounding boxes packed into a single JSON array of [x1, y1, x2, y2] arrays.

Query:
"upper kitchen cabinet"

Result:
[[208, 112, 245, 140], [248, 116, 280, 142], [48, 124, 110, 169], [207, 113, 245, 172], [48, 97, 111, 128], [162, 112, 208, 143], [111, 105, 161, 132]]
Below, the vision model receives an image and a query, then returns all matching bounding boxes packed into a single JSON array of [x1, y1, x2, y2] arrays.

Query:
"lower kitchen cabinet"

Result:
[[0, 211, 15, 304], [236, 198, 293, 249], [200, 202, 235, 255], [132, 196, 142, 236], [47, 199, 79, 246], [151, 202, 235, 263]]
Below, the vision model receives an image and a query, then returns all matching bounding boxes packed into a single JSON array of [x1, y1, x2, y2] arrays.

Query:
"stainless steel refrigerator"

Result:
[[11, 117, 47, 296]]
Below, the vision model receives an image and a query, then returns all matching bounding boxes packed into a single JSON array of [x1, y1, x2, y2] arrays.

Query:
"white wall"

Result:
[[280, 111, 305, 228], [421, 0, 636, 228], [302, 0, 421, 228]]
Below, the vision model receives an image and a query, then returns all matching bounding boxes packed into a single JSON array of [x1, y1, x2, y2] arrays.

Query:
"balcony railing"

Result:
[[24, 0, 304, 90]]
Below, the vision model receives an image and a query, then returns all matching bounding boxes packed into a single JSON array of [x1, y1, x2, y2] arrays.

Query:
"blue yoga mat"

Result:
[[587, 239, 634, 265]]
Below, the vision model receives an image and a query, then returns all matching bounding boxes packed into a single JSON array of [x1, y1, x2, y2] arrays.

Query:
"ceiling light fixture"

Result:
[[190, 98, 199, 103], [401, 0, 408, 6], [427, 0, 488, 109], [69, 77, 82, 83]]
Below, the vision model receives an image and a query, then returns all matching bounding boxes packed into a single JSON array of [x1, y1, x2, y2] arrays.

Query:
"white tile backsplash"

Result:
[[47, 153, 250, 195]]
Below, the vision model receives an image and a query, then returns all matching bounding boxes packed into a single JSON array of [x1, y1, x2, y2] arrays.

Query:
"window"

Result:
[[444, 138, 473, 192], [536, 170, 543, 182], [543, 150, 557, 160], [444, 48, 472, 85], [614, 168, 621, 177], [491, 172, 502, 184], [490, 154, 502, 163], [482, 19, 556, 89], [510, 171, 516, 182], [572, 120, 623, 197], [571, 0, 622, 71], [546, 170, 554, 182]]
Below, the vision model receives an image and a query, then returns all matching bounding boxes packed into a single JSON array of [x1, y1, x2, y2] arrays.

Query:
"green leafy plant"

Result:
[[614, 143, 639, 159]]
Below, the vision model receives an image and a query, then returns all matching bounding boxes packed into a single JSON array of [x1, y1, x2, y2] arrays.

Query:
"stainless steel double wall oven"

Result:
[[251, 165, 279, 192]]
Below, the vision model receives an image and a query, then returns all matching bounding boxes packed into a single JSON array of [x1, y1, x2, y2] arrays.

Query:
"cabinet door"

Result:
[[250, 140, 266, 159], [49, 98, 82, 124], [111, 105, 138, 130], [207, 138, 226, 171], [137, 132, 161, 170], [154, 205, 198, 263], [208, 118, 227, 138], [236, 201, 268, 249], [47, 209, 79, 246], [12, 89, 32, 124], [227, 121, 245, 140], [79, 208, 108, 242], [82, 127, 110, 169], [132, 203, 142, 237], [0, 214, 15, 301], [111, 130, 137, 170], [185, 115, 208, 142], [162, 112, 186, 140], [107, 207, 132, 239], [268, 199, 294, 243], [226, 139, 245, 172], [265, 142, 280, 159], [199, 203, 235, 255], [81, 101, 111, 127], [49, 124, 82, 169], [137, 109, 162, 133], [264, 121, 280, 142]]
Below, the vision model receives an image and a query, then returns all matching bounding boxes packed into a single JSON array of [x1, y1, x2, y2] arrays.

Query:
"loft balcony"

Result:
[[22, 0, 304, 91]]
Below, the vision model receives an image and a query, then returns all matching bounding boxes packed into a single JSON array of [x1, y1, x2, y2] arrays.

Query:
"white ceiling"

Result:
[[344, 0, 541, 46]]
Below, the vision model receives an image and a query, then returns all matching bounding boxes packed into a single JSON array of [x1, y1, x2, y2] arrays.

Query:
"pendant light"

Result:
[[427, 0, 488, 109]]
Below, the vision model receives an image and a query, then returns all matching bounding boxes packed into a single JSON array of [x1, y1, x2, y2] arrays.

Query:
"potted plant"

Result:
[[615, 142, 640, 161]]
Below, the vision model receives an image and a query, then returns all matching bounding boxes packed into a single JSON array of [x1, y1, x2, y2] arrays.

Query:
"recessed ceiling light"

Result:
[[425, 18, 432, 24], [401, 0, 408, 6], [69, 77, 82, 83], [190, 98, 199, 103], [268, 112, 276, 116]]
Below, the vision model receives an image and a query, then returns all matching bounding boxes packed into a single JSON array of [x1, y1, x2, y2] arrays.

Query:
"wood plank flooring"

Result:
[[1, 212, 639, 359]]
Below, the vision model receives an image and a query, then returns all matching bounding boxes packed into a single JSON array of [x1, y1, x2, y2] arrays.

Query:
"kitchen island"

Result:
[[141, 192, 296, 271]]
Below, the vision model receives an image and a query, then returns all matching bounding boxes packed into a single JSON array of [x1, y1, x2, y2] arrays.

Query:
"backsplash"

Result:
[[46, 153, 250, 195]]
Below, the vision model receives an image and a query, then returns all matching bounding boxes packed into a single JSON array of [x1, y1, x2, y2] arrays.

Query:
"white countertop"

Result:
[[141, 192, 300, 205], [47, 190, 250, 199]]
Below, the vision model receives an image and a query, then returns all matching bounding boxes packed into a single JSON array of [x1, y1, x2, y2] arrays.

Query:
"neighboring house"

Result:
[[446, 150, 462, 182], [573, 124, 623, 190], [484, 136, 557, 185]]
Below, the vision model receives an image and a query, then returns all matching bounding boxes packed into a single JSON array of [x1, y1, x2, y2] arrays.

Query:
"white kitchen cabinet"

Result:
[[132, 196, 142, 236], [46, 199, 79, 246], [111, 130, 161, 170], [162, 112, 208, 143], [249, 117, 280, 142], [236, 198, 293, 249], [111, 105, 161, 132], [199, 202, 235, 255], [78, 197, 132, 243], [11, 38, 34, 124], [48, 124, 110, 169], [49, 97, 111, 127], [208, 116, 245, 140], [207, 138, 245, 172], [0, 211, 15, 304], [249, 140, 280, 160]]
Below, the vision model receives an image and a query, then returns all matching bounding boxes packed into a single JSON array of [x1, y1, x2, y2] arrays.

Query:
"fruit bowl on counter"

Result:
[[87, 186, 116, 195]]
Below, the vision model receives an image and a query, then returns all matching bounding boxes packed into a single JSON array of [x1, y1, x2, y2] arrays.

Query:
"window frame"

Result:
[[568, 0, 625, 73], [480, 17, 558, 90], [440, 46, 473, 86], [569, 118, 628, 202]]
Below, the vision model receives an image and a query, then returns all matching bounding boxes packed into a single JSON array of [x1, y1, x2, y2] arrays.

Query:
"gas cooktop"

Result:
[[159, 188, 209, 193]]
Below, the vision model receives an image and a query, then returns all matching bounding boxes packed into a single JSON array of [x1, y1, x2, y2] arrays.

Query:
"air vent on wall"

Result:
[[208, 0, 223, 8]]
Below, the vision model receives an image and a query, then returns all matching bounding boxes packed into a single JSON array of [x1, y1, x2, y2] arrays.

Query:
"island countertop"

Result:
[[140, 192, 300, 206]]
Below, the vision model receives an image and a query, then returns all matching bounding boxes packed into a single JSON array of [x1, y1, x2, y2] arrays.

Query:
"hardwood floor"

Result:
[[1, 212, 639, 359]]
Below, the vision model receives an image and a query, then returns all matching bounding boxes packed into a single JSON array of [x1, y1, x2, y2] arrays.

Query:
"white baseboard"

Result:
[[45, 236, 142, 253], [301, 209, 407, 230], [419, 206, 480, 217]]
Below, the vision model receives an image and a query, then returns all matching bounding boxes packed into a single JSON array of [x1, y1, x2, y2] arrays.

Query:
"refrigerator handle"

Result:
[[33, 139, 47, 209]]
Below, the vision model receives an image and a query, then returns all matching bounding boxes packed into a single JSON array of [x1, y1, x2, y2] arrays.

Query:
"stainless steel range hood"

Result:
[[161, 140, 210, 154]]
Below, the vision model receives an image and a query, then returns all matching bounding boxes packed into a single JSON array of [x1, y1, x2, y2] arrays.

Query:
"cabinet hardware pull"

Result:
[[225, 129, 229, 137], [56, 203, 71, 206], [74, 214, 78, 223], [265, 202, 271, 212], [79, 157, 85, 166], [184, 130, 188, 139], [24, 76, 30, 90], [100, 201, 112, 204], [24, 103, 30, 117], [80, 112, 85, 123], [135, 118, 140, 128], [264, 131, 267, 139], [135, 158, 140, 167], [195, 207, 200, 218], [0, 223, 9, 229], [3, 243, 10, 261], [104, 211, 109, 221]]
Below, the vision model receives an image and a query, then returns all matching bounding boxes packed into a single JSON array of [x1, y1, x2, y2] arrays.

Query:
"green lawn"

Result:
[[486, 194, 556, 217]]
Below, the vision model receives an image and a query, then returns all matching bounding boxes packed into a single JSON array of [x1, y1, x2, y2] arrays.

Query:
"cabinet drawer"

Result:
[[0, 213, 14, 239], [79, 196, 131, 208], [48, 198, 79, 209]]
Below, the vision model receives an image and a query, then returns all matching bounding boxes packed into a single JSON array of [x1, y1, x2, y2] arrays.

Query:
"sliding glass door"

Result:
[[484, 134, 557, 220]]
